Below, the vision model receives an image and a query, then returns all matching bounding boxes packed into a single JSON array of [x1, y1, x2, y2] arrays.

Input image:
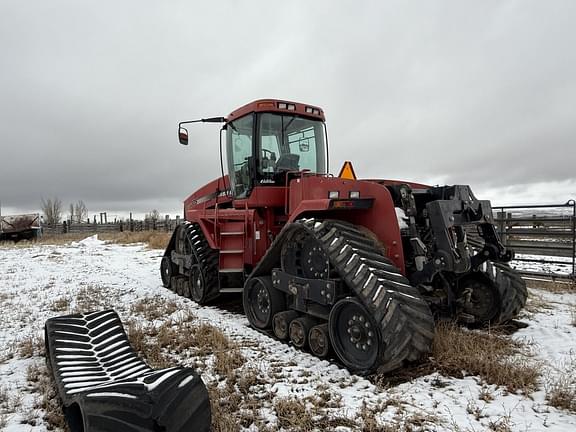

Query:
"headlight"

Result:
[[349, 191, 360, 199], [328, 191, 339, 199]]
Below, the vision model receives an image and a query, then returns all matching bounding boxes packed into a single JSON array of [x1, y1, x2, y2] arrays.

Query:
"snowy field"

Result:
[[1, 237, 575, 431]]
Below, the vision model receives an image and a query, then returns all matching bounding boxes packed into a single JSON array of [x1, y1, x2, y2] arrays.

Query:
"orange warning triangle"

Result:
[[338, 161, 357, 180]]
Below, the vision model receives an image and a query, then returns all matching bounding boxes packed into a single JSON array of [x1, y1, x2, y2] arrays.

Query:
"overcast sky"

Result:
[[1, 0, 575, 219]]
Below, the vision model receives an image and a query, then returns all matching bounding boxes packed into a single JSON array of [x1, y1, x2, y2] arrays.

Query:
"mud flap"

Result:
[[44, 309, 211, 432]]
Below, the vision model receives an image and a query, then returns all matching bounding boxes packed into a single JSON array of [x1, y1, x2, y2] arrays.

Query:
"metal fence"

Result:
[[41, 216, 182, 236], [493, 201, 575, 280]]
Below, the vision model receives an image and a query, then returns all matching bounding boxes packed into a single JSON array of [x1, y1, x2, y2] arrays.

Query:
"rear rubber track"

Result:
[[251, 218, 435, 374]]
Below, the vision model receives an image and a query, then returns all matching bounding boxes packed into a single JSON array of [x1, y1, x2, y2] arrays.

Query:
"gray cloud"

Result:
[[1, 0, 575, 218]]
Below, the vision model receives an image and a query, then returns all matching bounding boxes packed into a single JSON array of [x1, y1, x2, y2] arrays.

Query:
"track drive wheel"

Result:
[[329, 298, 381, 372], [243, 277, 285, 330], [281, 231, 330, 278]]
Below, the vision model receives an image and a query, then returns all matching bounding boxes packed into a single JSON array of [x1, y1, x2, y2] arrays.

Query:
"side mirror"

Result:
[[178, 127, 189, 145]]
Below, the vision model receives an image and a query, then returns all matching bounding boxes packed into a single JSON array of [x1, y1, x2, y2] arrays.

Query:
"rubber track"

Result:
[[476, 260, 528, 323], [175, 222, 220, 302], [252, 218, 435, 374], [467, 238, 528, 323], [44, 309, 211, 431]]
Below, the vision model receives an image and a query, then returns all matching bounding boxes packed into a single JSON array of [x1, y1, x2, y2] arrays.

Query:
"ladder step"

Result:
[[220, 231, 244, 236], [219, 268, 244, 273], [220, 250, 243, 254], [219, 288, 243, 293]]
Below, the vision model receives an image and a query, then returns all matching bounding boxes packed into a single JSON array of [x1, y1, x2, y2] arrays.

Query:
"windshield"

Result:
[[258, 113, 326, 179], [225, 112, 327, 198]]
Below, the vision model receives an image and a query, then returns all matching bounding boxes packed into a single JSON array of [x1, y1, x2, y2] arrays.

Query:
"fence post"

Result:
[[497, 211, 507, 245]]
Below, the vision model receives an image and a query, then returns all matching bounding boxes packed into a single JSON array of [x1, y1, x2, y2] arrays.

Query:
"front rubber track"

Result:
[[250, 218, 435, 374], [163, 222, 220, 304], [467, 238, 528, 323], [476, 261, 528, 323]]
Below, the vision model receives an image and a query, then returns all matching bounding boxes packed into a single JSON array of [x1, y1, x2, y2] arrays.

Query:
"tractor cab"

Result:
[[224, 100, 328, 198]]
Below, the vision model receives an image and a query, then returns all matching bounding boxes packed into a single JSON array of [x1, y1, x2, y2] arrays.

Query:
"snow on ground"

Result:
[[512, 253, 574, 276], [0, 237, 575, 431]]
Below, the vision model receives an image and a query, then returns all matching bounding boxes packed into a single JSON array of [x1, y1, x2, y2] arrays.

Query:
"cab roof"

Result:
[[227, 99, 325, 122]]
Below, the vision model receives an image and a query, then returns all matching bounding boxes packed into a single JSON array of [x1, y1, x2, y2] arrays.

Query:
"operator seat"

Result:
[[273, 153, 300, 185], [275, 153, 300, 172]]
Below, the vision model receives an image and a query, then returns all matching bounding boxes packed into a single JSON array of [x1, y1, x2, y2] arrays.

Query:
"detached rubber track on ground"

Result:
[[45, 309, 211, 432]]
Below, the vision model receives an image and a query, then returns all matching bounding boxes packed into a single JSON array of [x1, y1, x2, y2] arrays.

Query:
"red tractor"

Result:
[[161, 99, 526, 374]]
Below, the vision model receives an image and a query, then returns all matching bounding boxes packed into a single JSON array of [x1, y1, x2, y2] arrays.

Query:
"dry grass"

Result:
[[521, 291, 555, 317], [431, 322, 540, 394], [72, 284, 114, 313], [124, 320, 172, 369], [546, 355, 576, 413], [0, 230, 171, 249], [526, 278, 576, 293], [130, 296, 179, 321], [49, 296, 71, 313], [26, 362, 68, 430], [100, 231, 171, 249], [18, 334, 44, 358]]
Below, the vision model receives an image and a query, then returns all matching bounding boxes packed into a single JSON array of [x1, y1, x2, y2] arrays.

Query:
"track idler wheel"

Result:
[[273, 311, 299, 340], [456, 276, 500, 325], [243, 277, 286, 330], [329, 298, 381, 372], [160, 256, 175, 288], [289, 317, 316, 349], [309, 323, 331, 358]]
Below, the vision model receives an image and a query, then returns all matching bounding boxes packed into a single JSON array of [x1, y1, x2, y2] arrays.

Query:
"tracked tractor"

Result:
[[161, 99, 527, 374]]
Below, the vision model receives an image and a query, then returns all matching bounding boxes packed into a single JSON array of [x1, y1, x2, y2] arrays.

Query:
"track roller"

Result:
[[175, 276, 187, 297], [309, 323, 331, 358], [273, 310, 299, 340], [289, 316, 316, 349]]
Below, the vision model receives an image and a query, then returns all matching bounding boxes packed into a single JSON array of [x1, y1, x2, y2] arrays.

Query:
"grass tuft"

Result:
[[432, 322, 540, 394], [546, 355, 576, 412], [130, 296, 179, 321], [26, 362, 68, 430], [100, 231, 171, 249]]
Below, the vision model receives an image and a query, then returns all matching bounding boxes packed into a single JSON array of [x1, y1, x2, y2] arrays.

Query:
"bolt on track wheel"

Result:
[[243, 277, 285, 330], [160, 256, 173, 288], [329, 298, 381, 372], [309, 323, 331, 358], [289, 317, 316, 349], [273, 310, 299, 340], [189, 265, 207, 304], [457, 277, 500, 325]]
